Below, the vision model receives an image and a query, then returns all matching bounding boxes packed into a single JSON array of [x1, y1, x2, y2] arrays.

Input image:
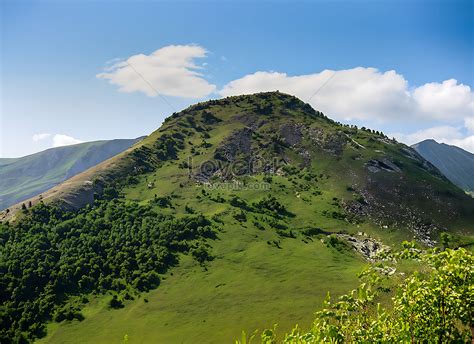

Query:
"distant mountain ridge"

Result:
[[412, 139, 474, 193], [0, 137, 143, 210]]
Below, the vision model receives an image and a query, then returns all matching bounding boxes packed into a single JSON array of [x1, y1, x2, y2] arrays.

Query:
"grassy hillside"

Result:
[[1, 92, 473, 343], [0, 138, 143, 210], [39, 224, 364, 344]]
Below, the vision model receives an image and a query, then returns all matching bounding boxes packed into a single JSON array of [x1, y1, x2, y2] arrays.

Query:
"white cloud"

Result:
[[32, 133, 51, 142], [97, 44, 216, 98], [391, 126, 463, 145], [413, 79, 474, 120], [447, 135, 474, 153], [391, 126, 474, 153], [219, 68, 473, 124], [465, 117, 474, 133], [220, 68, 416, 122], [52, 134, 83, 147]]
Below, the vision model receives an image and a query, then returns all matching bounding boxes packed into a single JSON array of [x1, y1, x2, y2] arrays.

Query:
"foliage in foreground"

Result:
[[0, 200, 216, 343], [242, 245, 473, 343]]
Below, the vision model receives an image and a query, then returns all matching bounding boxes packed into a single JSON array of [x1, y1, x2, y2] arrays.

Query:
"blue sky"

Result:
[[1, 0, 473, 157]]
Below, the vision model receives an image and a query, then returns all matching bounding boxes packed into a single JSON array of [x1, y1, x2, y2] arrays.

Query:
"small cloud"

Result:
[[97, 44, 216, 98], [32, 133, 51, 142], [221, 56, 227, 62], [52, 134, 83, 147]]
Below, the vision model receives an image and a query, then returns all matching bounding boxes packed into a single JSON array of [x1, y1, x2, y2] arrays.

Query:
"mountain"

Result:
[[0, 138, 143, 210], [1, 92, 473, 343], [412, 139, 474, 193]]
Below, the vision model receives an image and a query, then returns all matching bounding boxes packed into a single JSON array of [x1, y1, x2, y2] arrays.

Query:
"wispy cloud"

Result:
[[52, 134, 83, 147], [32, 133, 51, 142], [32, 133, 83, 148], [97, 44, 216, 98]]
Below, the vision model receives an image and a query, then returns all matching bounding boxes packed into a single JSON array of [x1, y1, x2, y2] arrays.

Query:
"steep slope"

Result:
[[0, 138, 143, 210], [2, 92, 473, 343], [412, 139, 474, 193]]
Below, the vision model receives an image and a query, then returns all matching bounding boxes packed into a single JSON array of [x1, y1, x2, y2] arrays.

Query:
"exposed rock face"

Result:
[[366, 158, 401, 173], [306, 127, 326, 147], [408, 220, 438, 247], [342, 185, 440, 247], [280, 123, 303, 146], [214, 128, 253, 162], [401, 147, 421, 160], [337, 233, 388, 261], [322, 131, 348, 155], [235, 113, 266, 130], [305, 127, 348, 156]]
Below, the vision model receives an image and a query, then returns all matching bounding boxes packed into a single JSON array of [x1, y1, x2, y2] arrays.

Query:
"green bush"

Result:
[[254, 196, 287, 215], [109, 295, 124, 309], [233, 211, 247, 223], [153, 195, 172, 208]]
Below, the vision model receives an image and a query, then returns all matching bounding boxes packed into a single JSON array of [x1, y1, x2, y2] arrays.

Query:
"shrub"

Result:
[[109, 295, 124, 309], [254, 196, 287, 215], [230, 196, 250, 210], [233, 211, 247, 222], [253, 221, 265, 230], [153, 195, 172, 208], [191, 245, 214, 264]]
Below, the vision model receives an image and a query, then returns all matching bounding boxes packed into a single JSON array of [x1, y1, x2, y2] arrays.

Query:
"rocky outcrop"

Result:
[[366, 158, 401, 173], [214, 128, 253, 162], [337, 233, 389, 261], [280, 123, 303, 146]]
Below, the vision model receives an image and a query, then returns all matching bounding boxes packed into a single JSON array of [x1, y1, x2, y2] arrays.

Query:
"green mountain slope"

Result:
[[1, 92, 473, 343], [412, 139, 474, 193], [0, 138, 143, 210]]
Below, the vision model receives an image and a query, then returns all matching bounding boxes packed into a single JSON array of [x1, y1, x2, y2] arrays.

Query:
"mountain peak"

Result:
[[412, 139, 474, 192], [4, 94, 473, 240], [417, 138, 438, 145]]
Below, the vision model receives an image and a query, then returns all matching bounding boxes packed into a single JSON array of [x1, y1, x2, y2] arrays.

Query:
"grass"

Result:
[[39, 214, 365, 344], [38, 163, 400, 343]]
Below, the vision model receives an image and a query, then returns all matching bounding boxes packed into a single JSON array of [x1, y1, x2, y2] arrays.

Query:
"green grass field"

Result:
[[39, 216, 365, 343]]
